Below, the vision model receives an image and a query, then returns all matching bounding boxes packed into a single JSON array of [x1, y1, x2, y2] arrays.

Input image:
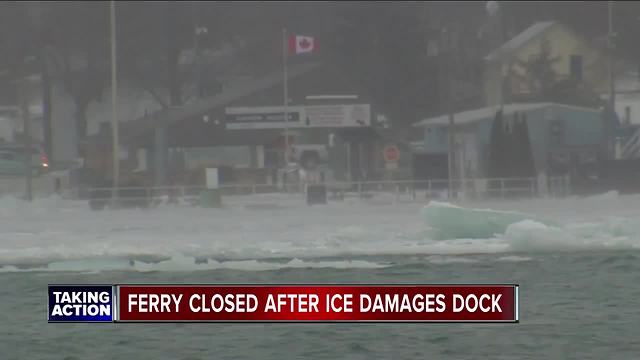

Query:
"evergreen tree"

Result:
[[487, 108, 506, 179], [509, 38, 604, 108], [513, 112, 536, 178], [488, 109, 536, 181]]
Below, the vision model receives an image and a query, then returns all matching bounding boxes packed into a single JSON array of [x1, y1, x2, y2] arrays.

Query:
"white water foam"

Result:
[[426, 256, 480, 264], [0, 254, 389, 273], [422, 197, 640, 253], [0, 192, 639, 272], [496, 255, 534, 262], [504, 219, 640, 252]]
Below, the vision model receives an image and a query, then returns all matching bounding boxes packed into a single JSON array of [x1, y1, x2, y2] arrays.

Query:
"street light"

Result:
[[486, 1, 504, 108]]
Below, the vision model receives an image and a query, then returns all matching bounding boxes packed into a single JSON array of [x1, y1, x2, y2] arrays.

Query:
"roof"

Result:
[[120, 61, 322, 141], [169, 127, 331, 148], [413, 102, 600, 127], [485, 21, 555, 61], [613, 70, 640, 94]]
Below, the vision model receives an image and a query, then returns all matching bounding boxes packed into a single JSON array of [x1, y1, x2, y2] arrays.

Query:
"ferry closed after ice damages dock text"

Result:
[[49, 285, 518, 323], [128, 292, 503, 314]]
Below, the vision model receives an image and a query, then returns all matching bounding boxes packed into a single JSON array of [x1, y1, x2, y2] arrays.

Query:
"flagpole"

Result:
[[282, 28, 289, 166]]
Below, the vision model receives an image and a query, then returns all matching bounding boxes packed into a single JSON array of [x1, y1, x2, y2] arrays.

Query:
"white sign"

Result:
[[225, 104, 371, 130], [304, 104, 371, 127], [206, 168, 219, 189]]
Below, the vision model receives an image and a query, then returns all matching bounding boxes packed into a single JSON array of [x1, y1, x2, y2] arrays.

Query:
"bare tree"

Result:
[[44, 2, 110, 155]]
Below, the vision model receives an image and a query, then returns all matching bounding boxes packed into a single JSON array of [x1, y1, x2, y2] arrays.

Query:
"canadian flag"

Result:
[[288, 35, 316, 55]]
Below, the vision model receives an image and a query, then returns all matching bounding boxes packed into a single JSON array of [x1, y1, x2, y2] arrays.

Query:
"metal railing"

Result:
[[63, 175, 571, 206]]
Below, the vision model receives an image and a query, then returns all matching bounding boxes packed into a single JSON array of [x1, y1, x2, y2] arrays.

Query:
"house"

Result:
[[484, 21, 609, 107], [0, 75, 48, 148], [413, 103, 606, 180], [483, 20, 640, 161]]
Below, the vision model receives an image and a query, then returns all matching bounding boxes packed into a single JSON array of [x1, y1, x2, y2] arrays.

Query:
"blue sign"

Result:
[[48, 285, 114, 322]]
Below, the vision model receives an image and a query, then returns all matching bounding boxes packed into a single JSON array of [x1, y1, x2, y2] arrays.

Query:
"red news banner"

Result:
[[117, 285, 519, 323]]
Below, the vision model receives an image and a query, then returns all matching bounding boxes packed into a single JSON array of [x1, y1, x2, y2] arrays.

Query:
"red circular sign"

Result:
[[383, 145, 400, 162]]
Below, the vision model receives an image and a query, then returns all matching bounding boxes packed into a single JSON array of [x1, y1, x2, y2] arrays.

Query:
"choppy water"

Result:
[[1, 192, 640, 358], [4, 253, 640, 359]]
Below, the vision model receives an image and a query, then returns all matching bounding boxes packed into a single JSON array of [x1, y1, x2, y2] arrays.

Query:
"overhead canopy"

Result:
[[413, 102, 601, 128]]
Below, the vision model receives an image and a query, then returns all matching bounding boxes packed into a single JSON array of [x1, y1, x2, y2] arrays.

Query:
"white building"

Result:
[[602, 70, 640, 159]]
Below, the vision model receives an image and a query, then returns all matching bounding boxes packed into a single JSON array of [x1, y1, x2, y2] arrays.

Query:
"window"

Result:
[[570, 55, 583, 82], [625, 106, 631, 125]]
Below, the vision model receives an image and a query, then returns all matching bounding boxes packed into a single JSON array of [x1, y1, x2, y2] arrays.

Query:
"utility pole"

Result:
[[193, 2, 206, 98], [19, 81, 32, 202], [110, 0, 119, 204], [41, 45, 52, 162], [608, 1, 616, 109], [486, 1, 505, 109], [443, 27, 456, 199], [498, 4, 506, 108], [607, 0, 616, 160], [282, 28, 290, 167]]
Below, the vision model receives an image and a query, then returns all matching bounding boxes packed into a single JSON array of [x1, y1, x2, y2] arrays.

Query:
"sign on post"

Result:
[[225, 104, 371, 130], [206, 168, 219, 189], [384, 145, 400, 170], [383, 145, 400, 163]]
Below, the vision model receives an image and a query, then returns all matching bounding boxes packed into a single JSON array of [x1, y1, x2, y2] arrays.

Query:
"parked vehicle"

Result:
[[0, 144, 49, 176]]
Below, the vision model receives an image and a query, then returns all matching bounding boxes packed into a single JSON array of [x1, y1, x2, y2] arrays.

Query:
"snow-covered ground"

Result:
[[0, 191, 639, 272]]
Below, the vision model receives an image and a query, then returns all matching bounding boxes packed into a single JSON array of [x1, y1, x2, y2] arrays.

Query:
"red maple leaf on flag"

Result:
[[299, 38, 311, 50], [288, 35, 316, 55]]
